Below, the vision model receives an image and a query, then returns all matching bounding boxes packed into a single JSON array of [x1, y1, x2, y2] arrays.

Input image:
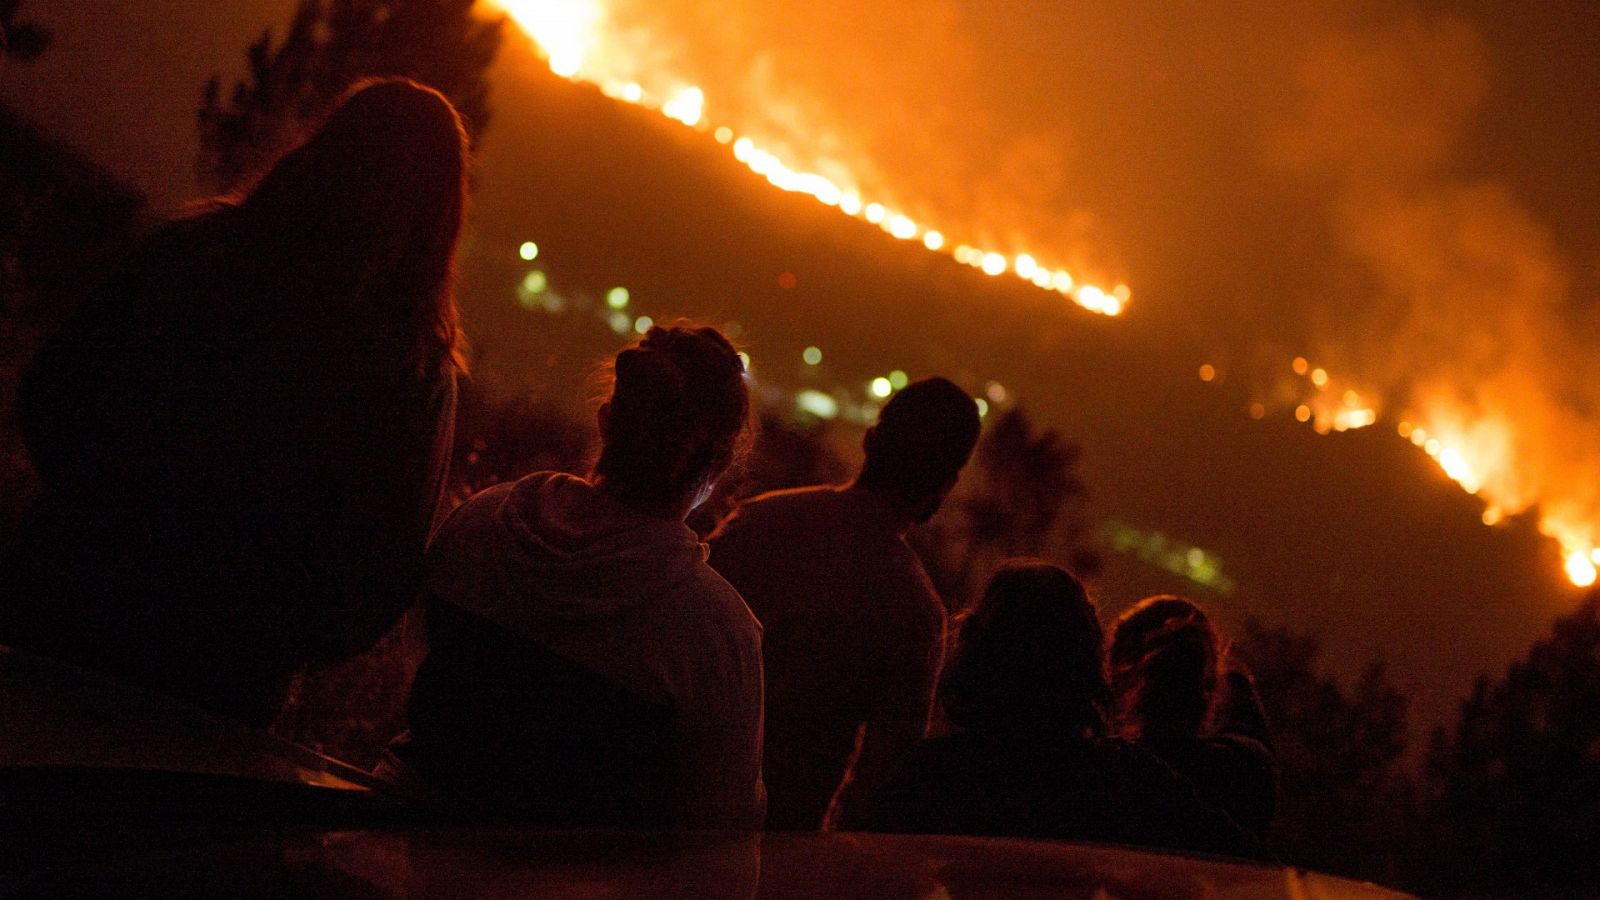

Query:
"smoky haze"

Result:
[[4, 0, 1598, 742], [477, 0, 1600, 734], [583, 0, 1600, 562]]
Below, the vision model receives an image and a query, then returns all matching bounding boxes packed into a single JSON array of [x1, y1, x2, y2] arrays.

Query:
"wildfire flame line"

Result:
[[493, 0, 1128, 316], [498, 1, 1594, 589], [1233, 356, 1598, 589]]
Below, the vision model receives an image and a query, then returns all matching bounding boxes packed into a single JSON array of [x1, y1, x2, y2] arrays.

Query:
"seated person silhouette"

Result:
[[382, 323, 764, 830]]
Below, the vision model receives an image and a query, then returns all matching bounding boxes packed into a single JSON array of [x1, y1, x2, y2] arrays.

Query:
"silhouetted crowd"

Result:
[[0, 81, 1277, 859]]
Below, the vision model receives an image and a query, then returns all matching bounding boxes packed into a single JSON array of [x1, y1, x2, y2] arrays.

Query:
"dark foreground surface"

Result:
[[2, 808, 1410, 899], [0, 644, 1409, 898]]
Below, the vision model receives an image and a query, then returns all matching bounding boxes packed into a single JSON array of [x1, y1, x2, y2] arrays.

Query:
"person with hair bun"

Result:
[[1109, 595, 1278, 839], [385, 322, 764, 830], [856, 561, 1260, 859]]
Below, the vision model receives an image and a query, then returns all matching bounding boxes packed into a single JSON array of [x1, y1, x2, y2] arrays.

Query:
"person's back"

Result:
[[865, 726, 1256, 857], [390, 474, 763, 828], [710, 483, 945, 829], [710, 377, 981, 830], [386, 323, 766, 830], [1139, 710, 1277, 839]]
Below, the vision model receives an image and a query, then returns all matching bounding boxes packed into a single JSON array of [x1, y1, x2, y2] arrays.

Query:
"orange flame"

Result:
[[1279, 359, 1597, 588], [496, 2, 1592, 589], [492, 0, 1126, 316]]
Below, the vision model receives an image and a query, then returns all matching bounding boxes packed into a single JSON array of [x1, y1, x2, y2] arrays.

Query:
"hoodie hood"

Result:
[[428, 472, 707, 624]]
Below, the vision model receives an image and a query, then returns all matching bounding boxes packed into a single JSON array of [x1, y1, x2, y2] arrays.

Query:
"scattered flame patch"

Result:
[[1268, 358, 1598, 589]]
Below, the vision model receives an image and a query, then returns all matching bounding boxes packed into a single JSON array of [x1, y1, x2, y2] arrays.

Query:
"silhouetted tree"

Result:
[[0, 0, 50, 63], [1424, 592, 1600, 895], [964, 408, 1089, 555], [1240, 620, 1409, 802], [913, 406, 1096, 611], [1233, 619, 1416, 886], [1437, 593, 1600, 801], [198, 0, 503, 189]]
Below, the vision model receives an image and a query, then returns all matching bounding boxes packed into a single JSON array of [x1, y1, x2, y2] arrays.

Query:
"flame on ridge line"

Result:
[[505, 0, 1595, 590], [493, 0, 1128, 316], [1229, 356, 1598, 589]]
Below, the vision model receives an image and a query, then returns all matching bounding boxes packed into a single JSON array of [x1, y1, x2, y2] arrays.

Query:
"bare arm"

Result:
[[830, 592, 946, 828]]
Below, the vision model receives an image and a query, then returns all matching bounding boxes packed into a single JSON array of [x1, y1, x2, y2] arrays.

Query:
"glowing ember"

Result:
[[662, 86, 704, 127], [1566, 551, 1597, 589], [492, 0, 1127, 316], [501, 0, 600, 78]]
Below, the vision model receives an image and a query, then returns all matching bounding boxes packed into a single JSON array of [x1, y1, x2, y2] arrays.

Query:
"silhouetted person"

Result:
[[2, 79, 469, 726], [708, 377, 980, 830], [1109, 595, 1278, 839], [384, 323, 764, 830], [853, 562, 1261, 859]]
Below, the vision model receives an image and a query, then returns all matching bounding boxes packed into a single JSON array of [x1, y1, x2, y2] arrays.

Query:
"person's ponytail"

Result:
[[594, 322, 752, 512]]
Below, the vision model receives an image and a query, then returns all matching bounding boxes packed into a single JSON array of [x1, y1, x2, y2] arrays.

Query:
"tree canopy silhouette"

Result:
[[911, 406, 1097, 611], [964, 407, 1088, 558], [198, 0, 503, 190], [1423, 591, 1600, 894], [1435, 591, 1600, 803], [0, 0, 51, 63], [1238, 620, 1409, 802], [1231, 619, 1413, 888]]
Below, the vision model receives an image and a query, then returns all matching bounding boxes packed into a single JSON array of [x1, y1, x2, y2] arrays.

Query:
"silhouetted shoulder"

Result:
[[693, 564, 763, 635], [709, 484, 846, 545], [731, 483, 846, 517]]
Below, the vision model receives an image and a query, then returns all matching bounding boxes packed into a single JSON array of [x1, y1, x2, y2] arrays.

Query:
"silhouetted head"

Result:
[[857, 377, 980, 522], [940, 560, 1112, 738], [236, 78, 469, 374], [1108, 595, 1220, 740], [593, 322, 753, 518]]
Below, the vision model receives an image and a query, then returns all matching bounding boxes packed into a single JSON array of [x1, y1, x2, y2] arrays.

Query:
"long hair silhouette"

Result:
[[210, 78, 469, 375], [1109, 595, 1220, 739], [940, 560, 1113, 738]]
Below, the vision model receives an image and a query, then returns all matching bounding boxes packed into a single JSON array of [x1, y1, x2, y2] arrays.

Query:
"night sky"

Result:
[[6, 0, 1598, 747]]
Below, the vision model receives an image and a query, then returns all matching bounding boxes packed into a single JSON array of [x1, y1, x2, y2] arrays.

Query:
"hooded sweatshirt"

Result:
[[392, 472, 765, 829]]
